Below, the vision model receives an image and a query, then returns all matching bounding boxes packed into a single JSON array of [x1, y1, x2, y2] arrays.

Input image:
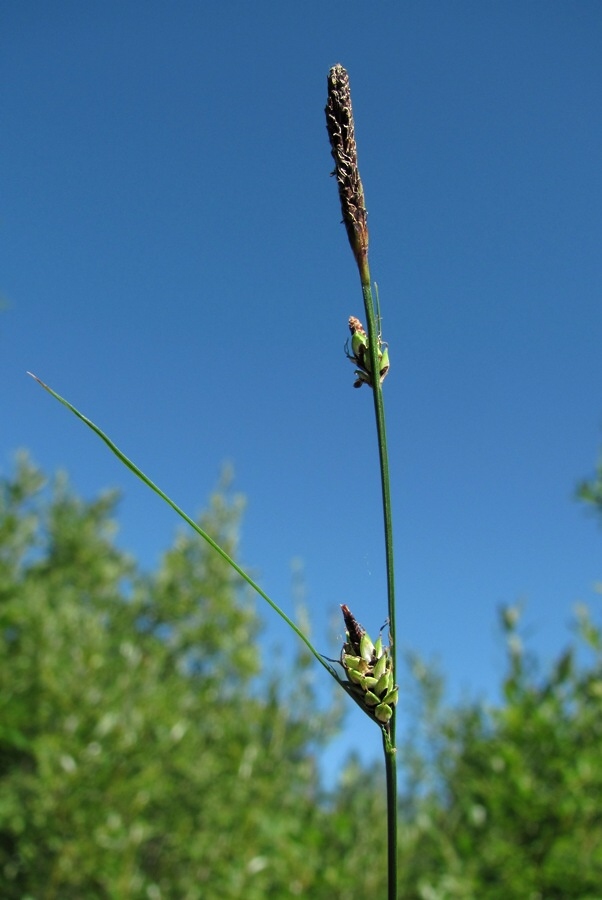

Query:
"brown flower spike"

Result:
[[325, 64, 369, 282]]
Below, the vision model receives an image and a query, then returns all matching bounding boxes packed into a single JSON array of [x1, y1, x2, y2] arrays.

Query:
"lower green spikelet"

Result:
[[340, 604, 398, 725]]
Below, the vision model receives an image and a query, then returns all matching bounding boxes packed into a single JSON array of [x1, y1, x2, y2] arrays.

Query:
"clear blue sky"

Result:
[[3, 2, 602, 775]]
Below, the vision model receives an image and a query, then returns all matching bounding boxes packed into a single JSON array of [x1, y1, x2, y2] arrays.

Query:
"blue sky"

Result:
[[3, 2, 602, 775]]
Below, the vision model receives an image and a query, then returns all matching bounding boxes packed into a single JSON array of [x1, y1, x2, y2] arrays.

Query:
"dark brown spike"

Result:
[[325, 65, 369, 275]]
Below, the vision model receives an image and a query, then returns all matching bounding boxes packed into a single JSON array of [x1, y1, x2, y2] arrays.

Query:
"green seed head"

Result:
[[339, 604, 398, 729]]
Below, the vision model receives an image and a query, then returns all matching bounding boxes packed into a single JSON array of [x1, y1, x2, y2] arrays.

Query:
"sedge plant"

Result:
[[29, 64, 400, 898]]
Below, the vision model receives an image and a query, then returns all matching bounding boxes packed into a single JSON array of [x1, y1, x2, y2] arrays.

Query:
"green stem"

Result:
[[382, 728, 398, 899], [360, 279, 398, 898], [360, 280, 397, 737]]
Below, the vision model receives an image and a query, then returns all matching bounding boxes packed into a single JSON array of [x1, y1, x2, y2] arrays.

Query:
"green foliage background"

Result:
[[1, 453, 602, 898]]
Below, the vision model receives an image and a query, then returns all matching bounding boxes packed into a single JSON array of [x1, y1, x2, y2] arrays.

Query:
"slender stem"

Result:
[[383, 728, 398, 899], [360, 278, 398, 898], [361, 280, 396, 739]]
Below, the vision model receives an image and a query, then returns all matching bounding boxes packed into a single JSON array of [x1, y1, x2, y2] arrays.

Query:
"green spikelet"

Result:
[[346, 316, 390, 389], [340, 604, 398, 727]]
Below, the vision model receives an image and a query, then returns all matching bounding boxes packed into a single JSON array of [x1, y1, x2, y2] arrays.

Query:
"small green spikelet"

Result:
[[340, 604, 398, 727], [346, 316, 390, 389]]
